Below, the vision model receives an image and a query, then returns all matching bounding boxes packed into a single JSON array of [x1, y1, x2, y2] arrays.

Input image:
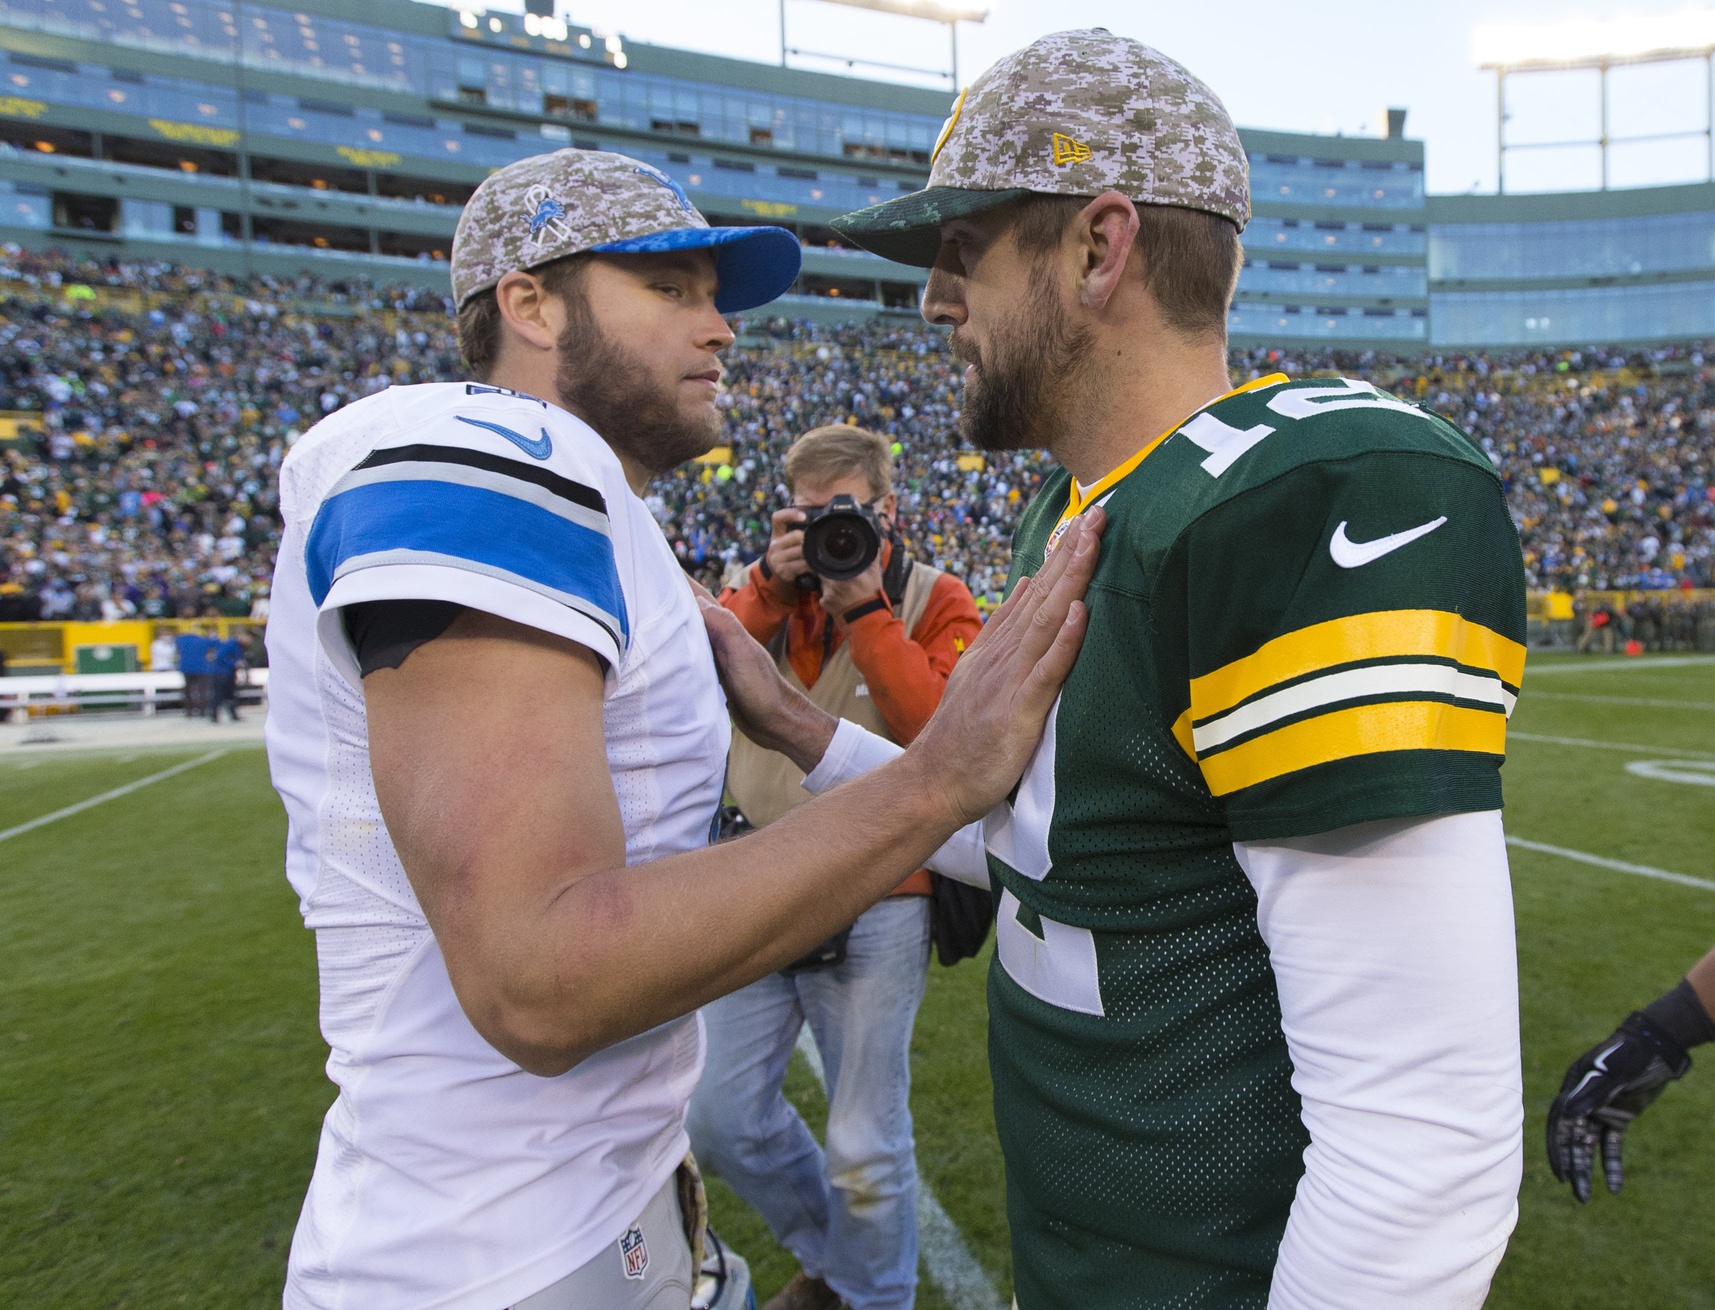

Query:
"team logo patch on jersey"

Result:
[[619, 1225, 649, 1279], [1051, 132, 1092, 166]]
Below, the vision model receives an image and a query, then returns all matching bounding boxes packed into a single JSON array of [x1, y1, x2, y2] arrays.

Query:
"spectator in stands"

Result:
[[690, 425, 983, 1310], [0, 245, 1710, 649]]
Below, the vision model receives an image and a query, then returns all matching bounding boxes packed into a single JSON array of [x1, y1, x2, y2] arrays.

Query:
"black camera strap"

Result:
[[882, 533, 913, 609]]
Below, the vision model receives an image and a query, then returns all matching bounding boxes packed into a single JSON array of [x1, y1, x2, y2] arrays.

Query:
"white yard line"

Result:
[[1509, 731, 1715, 761], [0, 749, 228, 845], [1527, 655, 1715, 674], [1507, 836, 1715, 894], [793, 1028, 1006, 1310], [1526, 691, 1715, 711]]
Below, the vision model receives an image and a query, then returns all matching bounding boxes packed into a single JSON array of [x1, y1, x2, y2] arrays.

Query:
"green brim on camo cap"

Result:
[[831, 28, 1250, 268]]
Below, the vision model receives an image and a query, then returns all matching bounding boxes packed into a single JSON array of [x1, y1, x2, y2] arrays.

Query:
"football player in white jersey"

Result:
[[264, 147, 1103, 1310]]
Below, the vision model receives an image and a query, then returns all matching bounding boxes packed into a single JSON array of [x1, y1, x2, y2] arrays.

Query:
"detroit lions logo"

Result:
[[524, 185, 573, 246], [633, 165, 694, 214]]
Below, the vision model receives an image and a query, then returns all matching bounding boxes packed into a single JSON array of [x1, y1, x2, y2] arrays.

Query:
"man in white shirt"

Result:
[[265, 147, 1102, 1310]]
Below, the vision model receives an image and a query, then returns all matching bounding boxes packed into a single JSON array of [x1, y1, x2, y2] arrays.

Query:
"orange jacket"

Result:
[[720, 545, 984, 896], [719, 545, 983, 744]]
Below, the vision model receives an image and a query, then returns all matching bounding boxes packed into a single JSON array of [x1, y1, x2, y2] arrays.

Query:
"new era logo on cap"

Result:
[[1051, 133, 1092, 166]]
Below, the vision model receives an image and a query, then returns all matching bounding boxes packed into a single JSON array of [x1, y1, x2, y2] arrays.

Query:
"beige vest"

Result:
[[728, 559, 942, 829]]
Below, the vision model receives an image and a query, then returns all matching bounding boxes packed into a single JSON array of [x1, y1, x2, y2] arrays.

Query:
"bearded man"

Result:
[[813, 30, 1530, 1310], [263, 148, 1103, 1310]]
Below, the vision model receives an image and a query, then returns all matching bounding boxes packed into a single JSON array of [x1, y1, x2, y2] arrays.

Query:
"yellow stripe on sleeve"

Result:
[[1189, 610, 1525, 725], [1198, 699, 1507, 797]]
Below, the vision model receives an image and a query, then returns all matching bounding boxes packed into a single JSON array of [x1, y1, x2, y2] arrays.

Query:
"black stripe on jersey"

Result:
[[356, 444, 609, 516]]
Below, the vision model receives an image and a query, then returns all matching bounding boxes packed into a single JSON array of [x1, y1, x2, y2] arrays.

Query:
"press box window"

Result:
[[52, 192, 117, 232]]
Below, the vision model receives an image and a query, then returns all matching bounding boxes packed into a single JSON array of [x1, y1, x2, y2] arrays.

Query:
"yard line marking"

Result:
[[1527, 691, 1715, 711], [1507, 836, 1715, 894], [1625, 760, 1715, 788], [1527, 655, 1715, 674], [1510, 731, 1715, 761], [794, 1028, 1006, 1310], [0, 749, 227, 845]]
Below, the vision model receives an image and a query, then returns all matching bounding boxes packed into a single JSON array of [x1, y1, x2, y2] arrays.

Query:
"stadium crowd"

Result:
[[0, 246, 1712, 640]]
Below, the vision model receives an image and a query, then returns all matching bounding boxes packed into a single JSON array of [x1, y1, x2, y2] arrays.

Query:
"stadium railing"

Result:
[[0, 668, 269, 719]]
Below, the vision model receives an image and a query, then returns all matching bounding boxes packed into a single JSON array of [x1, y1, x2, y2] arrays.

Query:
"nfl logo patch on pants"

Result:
[[619, 1225, 649, 1280]]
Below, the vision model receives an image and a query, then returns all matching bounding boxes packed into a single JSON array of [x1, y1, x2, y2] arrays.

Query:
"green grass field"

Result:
[[3, 653, 1714, 1307]]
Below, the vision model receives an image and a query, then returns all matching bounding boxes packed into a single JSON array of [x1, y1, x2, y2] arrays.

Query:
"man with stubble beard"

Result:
[[263, 149, 1105, 1310], [817, 30, 1531, 1310]]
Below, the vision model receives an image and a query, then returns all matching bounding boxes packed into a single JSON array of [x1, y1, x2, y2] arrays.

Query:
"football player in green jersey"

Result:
[[808, 29, 1530, 1310]]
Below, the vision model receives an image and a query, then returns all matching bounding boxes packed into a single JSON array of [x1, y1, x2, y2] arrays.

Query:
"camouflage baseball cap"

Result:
[[451, 148, 802, 312], [831, 30, 1249, 267]]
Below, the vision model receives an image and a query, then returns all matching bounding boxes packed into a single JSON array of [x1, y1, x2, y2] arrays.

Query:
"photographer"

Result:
[[690, 425, 983, 1310]]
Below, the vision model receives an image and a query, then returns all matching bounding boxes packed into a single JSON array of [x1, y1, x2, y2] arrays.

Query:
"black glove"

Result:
[[1546, 1011, 1692, 1203]]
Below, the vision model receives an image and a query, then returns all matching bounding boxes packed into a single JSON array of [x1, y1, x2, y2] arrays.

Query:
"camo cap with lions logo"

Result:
[[450, 148, 802, 312], [831, 29, 1249, 267]]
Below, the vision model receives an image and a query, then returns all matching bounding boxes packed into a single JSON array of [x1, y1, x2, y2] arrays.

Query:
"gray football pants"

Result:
[[511, 1174, 694, 1309]]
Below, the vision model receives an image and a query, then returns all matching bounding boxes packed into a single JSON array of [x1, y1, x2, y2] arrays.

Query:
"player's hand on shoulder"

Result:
[[905, 507, 1104, 827], [1546, 1012, 1692, 1203]]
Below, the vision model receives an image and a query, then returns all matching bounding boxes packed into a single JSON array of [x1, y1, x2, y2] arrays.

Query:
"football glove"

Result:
[[1546, 1011, 1692, 1203]]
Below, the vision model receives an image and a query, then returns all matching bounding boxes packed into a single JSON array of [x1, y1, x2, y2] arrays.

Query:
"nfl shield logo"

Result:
[[619, 1225, 649, 1280]]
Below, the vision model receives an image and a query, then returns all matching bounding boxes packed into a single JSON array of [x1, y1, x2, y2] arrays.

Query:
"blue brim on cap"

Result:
[[589, 225, 802, 314]]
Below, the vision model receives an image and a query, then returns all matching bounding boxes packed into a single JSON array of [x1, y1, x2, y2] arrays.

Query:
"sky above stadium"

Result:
[[449, 0, 1715, 197]]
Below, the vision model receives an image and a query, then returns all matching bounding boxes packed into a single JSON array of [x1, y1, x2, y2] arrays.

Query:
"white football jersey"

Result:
[[264, 381, 730, 1310]]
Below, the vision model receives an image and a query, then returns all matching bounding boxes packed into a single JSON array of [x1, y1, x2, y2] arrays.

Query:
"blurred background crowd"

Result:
[[0, 248, 1712, 641]]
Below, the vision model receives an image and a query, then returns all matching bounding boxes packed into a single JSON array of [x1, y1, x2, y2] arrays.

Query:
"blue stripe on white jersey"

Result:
[[305, 447, 628, 650]]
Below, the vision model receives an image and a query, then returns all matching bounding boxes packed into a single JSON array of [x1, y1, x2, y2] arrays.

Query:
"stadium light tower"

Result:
[[779, 0, 990, 88], [1475, 12, 1715, 191]]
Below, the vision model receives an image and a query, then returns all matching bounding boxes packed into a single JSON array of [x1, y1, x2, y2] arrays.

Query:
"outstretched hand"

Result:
[[1546, 1012, 1692, 1202], [902, 508, 1105, 828]]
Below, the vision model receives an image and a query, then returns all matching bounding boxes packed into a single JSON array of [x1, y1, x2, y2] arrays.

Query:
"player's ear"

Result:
[[1075, 191, 1140, 313], [494, 270, 564, 354]]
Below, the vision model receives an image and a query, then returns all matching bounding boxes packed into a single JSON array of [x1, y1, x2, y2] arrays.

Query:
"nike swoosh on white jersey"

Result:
[[1329, 515, 1448, 569]]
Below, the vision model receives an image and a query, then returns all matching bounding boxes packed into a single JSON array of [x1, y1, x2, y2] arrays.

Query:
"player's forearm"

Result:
[[803, 717, 990, 886], [1234, 811, 1523, 1308], [500, 752, 962, 1074]]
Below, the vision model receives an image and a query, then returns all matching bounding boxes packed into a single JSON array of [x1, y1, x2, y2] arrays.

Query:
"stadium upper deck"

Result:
[[0, 0, 1704, 350]]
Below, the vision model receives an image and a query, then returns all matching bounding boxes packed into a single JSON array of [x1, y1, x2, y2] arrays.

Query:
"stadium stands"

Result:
[[0, 246, 1711, 660]]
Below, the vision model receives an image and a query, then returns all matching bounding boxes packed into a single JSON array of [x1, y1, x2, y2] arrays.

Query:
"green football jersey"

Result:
[[988, 374, 1527, 1309]]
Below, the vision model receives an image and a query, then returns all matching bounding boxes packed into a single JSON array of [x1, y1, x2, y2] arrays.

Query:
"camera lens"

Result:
[[801, 498, 882, 581], [822, 522, 863, 568]]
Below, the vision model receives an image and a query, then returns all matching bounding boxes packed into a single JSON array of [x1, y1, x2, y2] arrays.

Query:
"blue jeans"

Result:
[[688, 896, 931, 1310]]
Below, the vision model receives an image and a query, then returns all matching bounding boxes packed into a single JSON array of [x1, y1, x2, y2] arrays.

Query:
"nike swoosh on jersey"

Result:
[[455, 415, 554, 461], [1329, 515, 1448, 569]]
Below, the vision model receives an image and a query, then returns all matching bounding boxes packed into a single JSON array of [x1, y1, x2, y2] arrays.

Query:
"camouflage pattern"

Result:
[[450, 148, 706, 307], [833, 29, 1249, 265]]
